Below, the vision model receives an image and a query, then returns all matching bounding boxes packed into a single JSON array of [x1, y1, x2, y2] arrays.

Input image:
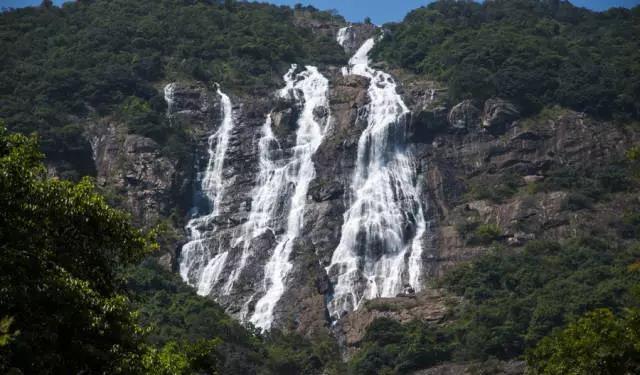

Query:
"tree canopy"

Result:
[[0, 124, 153, 373], [373, 0, 640, 120], [527, 307, 640, 374]]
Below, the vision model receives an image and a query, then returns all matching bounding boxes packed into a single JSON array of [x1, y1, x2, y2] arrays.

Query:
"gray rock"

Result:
[[482, 98, 520, 134], [448, 100, 480, 129]]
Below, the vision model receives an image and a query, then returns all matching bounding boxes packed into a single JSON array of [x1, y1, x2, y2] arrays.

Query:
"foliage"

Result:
[[352, 237, 640, 373], [124, 260, 267, 374], [470, 223, 502, 245], [125, 260, 345, 374], [348, 318, 449, 375], [142, 339, 223, 375], [0, 126, 154, 373], [440, 238, 640, 361], [0, 125, 344, 374], [526, 308, 640, 374], [374, 0, 640, 120], [466, 173, 520, 203], [0, 317, 18, 348], [530, 162, 633, 201], [456, 219, 503, 246]]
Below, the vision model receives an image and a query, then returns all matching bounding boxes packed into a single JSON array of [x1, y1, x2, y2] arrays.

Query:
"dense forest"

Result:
[[374, 0, 640, 120], [1, 0, 640, 374]]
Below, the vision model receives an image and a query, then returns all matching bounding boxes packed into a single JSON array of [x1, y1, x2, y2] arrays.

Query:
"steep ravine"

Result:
[[85, 23, 637, 351]]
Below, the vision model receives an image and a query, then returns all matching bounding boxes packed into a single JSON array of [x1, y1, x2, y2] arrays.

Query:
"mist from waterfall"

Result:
[[326, 29, 427, 320], [179, 87, 235, 296]]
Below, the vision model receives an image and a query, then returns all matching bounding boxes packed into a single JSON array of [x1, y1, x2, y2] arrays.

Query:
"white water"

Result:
[[242, 65, 331, 330], [336, 25, 353, 49], [326, 34, 427, 320], [220, 114, 279, 295], [164, 83, 176, 118], [179, 87, 235, 295]]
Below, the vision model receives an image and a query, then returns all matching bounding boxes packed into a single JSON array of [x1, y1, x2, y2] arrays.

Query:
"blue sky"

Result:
[[2, 0, 639, 24]]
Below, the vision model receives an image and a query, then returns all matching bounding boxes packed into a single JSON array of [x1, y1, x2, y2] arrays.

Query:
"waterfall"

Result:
[[326, 32, 427, 320], [234, 65, 330, 330], [336, 25, 352, 48], [179, 87, 235, 295], [164, 83, 176, 119]]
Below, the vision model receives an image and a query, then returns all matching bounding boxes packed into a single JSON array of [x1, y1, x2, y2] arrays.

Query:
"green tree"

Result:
[[0, 125, 154, 373], [526, 308, 640, 375]]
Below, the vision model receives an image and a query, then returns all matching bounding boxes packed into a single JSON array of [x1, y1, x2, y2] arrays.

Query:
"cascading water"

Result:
[[179, 87, 235, 296], [336, 26, 353, 49], [229, 65, 330, 330], [326, 30, 427, 320], [164, 83, 176, 119]]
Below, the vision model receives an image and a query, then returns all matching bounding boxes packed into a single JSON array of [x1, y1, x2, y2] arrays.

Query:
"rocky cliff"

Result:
[[75, 24, 636, 354]]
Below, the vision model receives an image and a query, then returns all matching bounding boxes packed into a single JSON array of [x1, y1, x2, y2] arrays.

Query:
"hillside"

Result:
[[374, 0, 640, 120], [0, 0, 345, 179], [1, 0, 639, 374]]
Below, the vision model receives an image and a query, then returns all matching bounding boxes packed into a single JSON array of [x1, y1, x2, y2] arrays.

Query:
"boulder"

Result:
[[448, 100, 480, 129], [410, 106, 449, 143], [482, 98, 520, 134]]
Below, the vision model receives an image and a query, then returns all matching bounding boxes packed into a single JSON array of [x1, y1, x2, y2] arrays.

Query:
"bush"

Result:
[[562, 192, 593, 211], [526, 308, 640, 374], [349, 319, 450, 375], [470, 223, 502, 245]]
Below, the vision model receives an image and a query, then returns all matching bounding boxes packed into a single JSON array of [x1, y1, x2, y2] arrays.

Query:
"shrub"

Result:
[[526, 308, 640, 375], [469, 223, 502, 245], [562, 192, 593, 211]]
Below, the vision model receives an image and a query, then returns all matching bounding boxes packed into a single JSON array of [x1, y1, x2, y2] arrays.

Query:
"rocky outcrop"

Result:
[[401, 75, 449, 143], [413, 360, 525, 375], [409, 106, 637, 279], [336, 23, 378, 55], [482, 98, 520, 134], [88, 122, 177, 227], [338, 289, 452, 350], [448, 100, 480, 129]]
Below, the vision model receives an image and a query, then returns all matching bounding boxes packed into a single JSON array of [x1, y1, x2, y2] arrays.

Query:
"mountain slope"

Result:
[[373, 0, 640, 119], [1, 1, 639, 374]]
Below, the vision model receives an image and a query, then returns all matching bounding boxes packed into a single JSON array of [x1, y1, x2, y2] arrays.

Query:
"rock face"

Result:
[[448, 100, 480, 129], [77, 25, 638, 355], [283, 72, 371, 334], [88, 122, 177, 227], [336, 24, 378, 55], [482, 98, 520, 134], [410, 107, 637, 280]]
